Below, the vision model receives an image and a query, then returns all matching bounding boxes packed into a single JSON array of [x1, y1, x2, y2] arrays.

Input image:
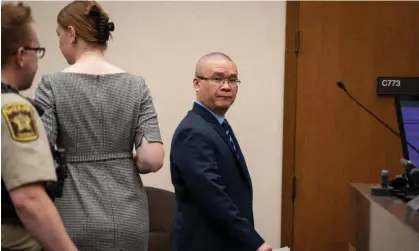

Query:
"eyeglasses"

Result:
[[23, 46, 46, 59], [196, 76, 241, 86]]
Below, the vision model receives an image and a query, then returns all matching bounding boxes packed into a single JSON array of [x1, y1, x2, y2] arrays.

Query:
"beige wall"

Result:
[[23, 1, 286, 247]]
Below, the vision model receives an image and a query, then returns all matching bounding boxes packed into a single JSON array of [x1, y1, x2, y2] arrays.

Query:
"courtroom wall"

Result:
[[23, 1, 286, 247]]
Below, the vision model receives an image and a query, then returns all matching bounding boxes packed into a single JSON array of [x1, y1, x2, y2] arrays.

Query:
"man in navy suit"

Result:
[[170, 52, 272, 251]]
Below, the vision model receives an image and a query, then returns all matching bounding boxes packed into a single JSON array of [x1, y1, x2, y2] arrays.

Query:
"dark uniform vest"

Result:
[[1, 82, 68, 224]]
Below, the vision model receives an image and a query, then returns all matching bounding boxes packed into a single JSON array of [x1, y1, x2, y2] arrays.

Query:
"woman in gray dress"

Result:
[[35, 1, 165, 250]]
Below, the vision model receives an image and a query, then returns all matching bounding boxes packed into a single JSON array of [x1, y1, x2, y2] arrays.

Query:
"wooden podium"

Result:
[[349, 183, 419, 251]]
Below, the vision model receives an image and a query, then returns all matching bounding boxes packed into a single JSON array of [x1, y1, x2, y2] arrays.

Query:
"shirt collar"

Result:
[[194, 100, 225, 124]]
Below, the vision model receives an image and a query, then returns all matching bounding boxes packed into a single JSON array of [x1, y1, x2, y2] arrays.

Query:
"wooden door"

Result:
[[282, 2, 419, 251]]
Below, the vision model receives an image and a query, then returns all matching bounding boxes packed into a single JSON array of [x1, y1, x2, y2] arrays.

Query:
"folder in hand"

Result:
[[273, 247, 290, 251]]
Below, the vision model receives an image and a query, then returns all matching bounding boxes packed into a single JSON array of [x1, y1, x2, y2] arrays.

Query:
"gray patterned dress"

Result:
[[35, 72, 162, 251]]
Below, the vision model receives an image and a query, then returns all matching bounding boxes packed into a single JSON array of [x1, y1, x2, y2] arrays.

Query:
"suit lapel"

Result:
[[192, 103, 252, 187], [226, 126, 252, 187]]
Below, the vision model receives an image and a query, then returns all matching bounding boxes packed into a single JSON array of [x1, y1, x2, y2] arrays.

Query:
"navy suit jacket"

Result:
[[169, 103, 264, 251]]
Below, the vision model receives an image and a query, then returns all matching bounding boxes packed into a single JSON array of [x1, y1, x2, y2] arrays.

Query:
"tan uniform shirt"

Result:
[[1, 92, 57, 251]]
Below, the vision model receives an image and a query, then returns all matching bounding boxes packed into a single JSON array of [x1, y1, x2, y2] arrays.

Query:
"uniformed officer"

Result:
[[1, 2, 77, 251]]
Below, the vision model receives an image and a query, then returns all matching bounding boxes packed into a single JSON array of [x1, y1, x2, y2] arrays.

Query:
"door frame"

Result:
[[281, 1, 299, 249]]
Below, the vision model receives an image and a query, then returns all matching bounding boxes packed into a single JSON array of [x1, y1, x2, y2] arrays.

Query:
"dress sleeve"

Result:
[[134, 76, 163, 148], [34, 75, 58, 146]]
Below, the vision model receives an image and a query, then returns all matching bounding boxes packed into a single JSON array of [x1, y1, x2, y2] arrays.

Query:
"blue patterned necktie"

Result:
[[221, 120, 240, 159]]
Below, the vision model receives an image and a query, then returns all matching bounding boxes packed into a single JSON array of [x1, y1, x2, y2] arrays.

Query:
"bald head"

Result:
[[195, 52, 234, 77]]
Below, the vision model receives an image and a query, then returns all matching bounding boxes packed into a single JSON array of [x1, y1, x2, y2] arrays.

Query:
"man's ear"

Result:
[[15, 47, 25, 68], [193, 78, 200, 91]]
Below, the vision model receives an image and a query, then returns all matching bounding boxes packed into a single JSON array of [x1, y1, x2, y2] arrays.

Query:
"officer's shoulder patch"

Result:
[[2, 102, 39, 142]]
